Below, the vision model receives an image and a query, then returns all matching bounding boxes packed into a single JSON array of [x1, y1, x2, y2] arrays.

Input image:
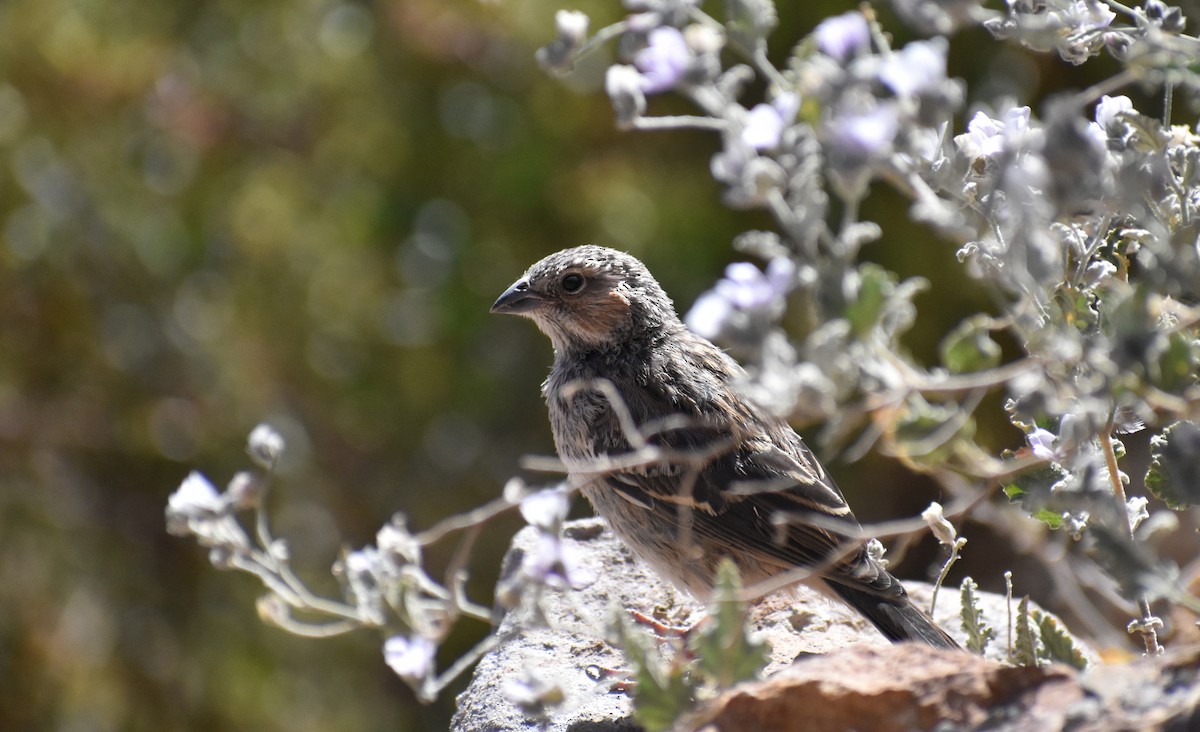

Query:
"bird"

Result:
[[491, 245, 959, 649]]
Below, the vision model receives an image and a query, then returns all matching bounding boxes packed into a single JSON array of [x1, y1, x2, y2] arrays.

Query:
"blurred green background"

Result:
[[0, 0, 1149, 730]]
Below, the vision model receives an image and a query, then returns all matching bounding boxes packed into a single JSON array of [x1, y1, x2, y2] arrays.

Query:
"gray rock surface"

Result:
[[451, 517, 1073, 731]]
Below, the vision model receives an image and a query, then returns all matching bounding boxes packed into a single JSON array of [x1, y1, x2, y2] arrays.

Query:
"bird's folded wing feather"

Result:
[[601, 425, 906, 601]]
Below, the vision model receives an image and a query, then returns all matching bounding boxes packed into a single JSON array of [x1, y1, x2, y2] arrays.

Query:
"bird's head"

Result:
[[491, 246, 678, 354]]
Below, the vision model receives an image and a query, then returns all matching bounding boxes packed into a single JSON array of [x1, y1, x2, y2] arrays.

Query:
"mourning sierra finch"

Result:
[[492, 245, 959, 649]]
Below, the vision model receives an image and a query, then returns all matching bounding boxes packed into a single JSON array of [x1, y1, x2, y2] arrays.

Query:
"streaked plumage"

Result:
[[492, 245, 958, 649]]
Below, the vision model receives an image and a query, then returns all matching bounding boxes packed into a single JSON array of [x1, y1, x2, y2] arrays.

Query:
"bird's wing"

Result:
[[600, 413, 905, 602], [570, 339, 904, 601]]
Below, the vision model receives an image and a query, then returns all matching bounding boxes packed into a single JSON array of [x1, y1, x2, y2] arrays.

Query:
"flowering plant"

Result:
[[169, 0, 1200, 725]]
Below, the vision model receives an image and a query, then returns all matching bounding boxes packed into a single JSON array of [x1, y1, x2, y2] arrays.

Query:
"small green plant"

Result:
[[612, 560, 769, 732], [1033, 610, 1089, 670], [1013, 596, 1039, 667], [959, 577, 995, 656]]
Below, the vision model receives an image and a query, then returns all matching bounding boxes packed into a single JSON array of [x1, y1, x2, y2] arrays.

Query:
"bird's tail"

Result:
[[829, 582, 961, 650]]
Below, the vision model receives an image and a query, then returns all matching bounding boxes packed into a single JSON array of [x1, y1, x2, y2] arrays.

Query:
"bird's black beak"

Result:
[[490, 278, 543, 315]]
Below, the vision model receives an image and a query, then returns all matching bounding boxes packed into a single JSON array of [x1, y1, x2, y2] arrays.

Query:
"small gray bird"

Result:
[[492, 245, 958, 649]]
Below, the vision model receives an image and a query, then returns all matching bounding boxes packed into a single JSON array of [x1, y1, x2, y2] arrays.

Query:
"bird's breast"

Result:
[[546, 387, 613, 466]]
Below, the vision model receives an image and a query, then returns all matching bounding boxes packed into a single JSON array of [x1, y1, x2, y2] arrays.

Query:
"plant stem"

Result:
[[930, 537, 966, 616], [1099, 423, 1163, 655]]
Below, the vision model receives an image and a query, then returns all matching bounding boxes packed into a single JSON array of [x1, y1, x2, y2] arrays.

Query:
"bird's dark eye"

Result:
[[561, 273, 585, 293]]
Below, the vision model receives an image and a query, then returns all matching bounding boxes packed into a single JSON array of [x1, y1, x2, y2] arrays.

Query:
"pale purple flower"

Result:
[[1084, 120, 1108, 150], [741, 93, 800, 150], [1057, 413, 1079, 443], [519, 488, 570, 530], [827, 106, 899, 157], [1058, 0, 1116, 31], [1086, 94, 1132, 149], [717, 259, 794, 308], [168, 471, 223, 517], [1094, 95, 1132, 129], [634, 26, 690, 93], [1027, 427, 1059, 461], [814, 11, 870, 61], [909, 123, 946, 164], [686, 258, 794, 337], [879, 39, 948, 97], [165, 471, 250, 557], [605, 65, 646, 127], [247, 423, 285, 468], [686, 291, 733, 339], [709, 139, 789, 208], [522, 533, 595, 590], [384, 634, 436, 682], [954, 107, 1033, 160]]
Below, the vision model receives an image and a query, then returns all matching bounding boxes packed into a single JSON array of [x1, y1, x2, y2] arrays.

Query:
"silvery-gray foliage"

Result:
[[541, 0, 1200, 660], [168, 0, 1200, 712]]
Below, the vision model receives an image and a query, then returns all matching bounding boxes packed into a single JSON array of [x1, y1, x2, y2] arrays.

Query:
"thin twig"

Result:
[[232, 553, 364, 623], [1100, 421, 1163, 655], [415, 495, 520, 546], [898, 387, 987, 458], [262, 610, 360, 638], [551, 20, 629, 75], [930, 537, 967, 616], [420, 631, 503, 703], [631, 115, 729, 132], [1069, 68, 1141, 109]]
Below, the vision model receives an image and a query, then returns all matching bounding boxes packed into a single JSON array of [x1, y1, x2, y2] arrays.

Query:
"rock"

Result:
[[450, 518, 1114, 732], [452, 518, 676, 732], [692, 642, 1200, 731], [686, 644, 1078, 732]]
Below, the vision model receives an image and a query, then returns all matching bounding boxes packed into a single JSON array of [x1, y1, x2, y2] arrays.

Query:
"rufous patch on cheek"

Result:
[[609, 282, 633, 307], [562, 287, 632, 345]]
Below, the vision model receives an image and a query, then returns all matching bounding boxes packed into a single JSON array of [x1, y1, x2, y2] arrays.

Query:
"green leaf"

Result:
[[1002, 463, 1072, 529], [838, 264, 927, 342], [1031, 510, 1065, 529], [1156, 331, 1199, 392], [1052, 284, 1100, 332], [959, 577, 994, 655], [1146, 420, 1200, 508], [614, 615, 694, 732], [613, 562, 770, 730], [724, 0, 778, 53], [631, 665, 693, 732], [691, 559, 769, 690], [1032, 610, 1087, 670], [845, 265, 889, 338], [891, 392, 976, 465], [940, 315, 1002, 373], [1012, 596, 1039, 667]]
